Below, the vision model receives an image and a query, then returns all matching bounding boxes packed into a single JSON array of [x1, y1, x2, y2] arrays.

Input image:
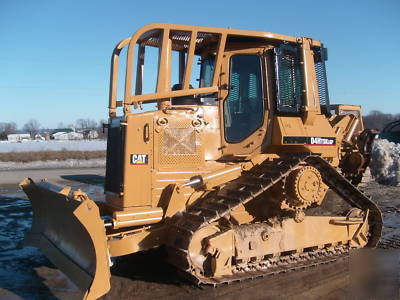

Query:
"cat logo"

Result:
[[130, 154, 148, 165]]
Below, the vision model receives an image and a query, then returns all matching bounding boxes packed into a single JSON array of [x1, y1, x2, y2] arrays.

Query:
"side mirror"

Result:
[[322, 46, 328, 61], [102, 123, 109, 134]]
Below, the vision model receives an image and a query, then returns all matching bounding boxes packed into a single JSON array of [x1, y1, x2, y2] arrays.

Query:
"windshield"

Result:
[[199, 56, 217, 105], [170, 55, 218, 106], [199, 56, 215, 88]]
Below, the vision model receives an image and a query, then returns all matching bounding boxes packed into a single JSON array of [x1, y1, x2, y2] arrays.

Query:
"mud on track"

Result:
[[0, 170, 399, 299]]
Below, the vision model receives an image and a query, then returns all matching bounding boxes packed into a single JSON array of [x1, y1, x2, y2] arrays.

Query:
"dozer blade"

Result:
[[20, 178, 111, 300]]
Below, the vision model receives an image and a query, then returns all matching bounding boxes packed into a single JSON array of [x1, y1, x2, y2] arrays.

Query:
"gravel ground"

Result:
[[0, 170, 398, 299]]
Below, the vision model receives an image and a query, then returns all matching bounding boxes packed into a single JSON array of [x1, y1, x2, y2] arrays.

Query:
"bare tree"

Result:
[[75, 118, 97, 130], [0, 122, 17, 140], [363, 110, 400, 130], [23, 119, 41, 138]]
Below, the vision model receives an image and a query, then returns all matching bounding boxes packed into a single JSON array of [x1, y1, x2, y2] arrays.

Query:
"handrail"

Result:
[[108, 37, 131, 117], [126, 86, 218, 104], [108, 23, 322, 117]]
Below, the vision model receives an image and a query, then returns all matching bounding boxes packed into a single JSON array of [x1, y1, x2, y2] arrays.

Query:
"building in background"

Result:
[[51, 128, 84, 140], [34, 134, 46, 141], [7, 133, 31, 142], [52, 131, 84, 140], [83, 129, 99, 140]]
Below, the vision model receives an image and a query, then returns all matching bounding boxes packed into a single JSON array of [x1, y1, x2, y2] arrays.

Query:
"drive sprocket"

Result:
[[284, 166, 328, 210]]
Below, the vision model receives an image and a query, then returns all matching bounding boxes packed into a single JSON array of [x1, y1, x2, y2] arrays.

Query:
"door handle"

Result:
[[143, 123, 150, 143]]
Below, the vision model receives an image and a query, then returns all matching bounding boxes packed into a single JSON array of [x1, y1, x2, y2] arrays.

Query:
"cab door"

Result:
[[219, 49, 269, 157]]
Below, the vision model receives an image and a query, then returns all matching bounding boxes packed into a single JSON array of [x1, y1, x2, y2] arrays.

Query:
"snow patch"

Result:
[[370, 138, 400, 186], [0, 140, 106, 153], [0, 159, 105, 170]]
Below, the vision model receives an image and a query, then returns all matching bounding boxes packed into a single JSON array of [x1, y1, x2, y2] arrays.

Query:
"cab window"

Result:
[[224, 54, 264, 143]]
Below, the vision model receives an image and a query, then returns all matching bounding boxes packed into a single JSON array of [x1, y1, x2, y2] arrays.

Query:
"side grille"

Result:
[[274, 44, 303, 113], [159, 120, 202, 166], [163, 128, 196, 155]]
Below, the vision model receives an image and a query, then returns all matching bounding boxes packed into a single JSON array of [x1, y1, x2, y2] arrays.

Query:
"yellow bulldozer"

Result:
[[20, 23, 382, 299]]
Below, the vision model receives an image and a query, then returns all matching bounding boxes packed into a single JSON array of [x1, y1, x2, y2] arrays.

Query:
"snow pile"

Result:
[[370, 138, 400, 186], [0, 158, 105, 171], [0, 140, 106, 153]]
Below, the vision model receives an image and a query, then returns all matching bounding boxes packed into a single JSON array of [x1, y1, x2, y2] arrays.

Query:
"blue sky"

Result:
[[0, 0, 399, 128]]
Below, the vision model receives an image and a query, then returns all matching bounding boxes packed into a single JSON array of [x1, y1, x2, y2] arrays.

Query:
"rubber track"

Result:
[[167, 154, 383, 284]]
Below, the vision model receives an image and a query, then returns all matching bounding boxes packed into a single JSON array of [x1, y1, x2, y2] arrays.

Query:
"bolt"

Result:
[[261, 231, 269, 241]]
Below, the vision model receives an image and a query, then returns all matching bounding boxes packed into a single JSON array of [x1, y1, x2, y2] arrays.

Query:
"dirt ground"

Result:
[[0, 168, 399, 299]]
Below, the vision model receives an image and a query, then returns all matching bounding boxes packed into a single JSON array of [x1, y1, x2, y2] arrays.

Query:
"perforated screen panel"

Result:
[[163, 128, 196, 154], [274, 45, 303, 113], [314, 47, 330, 111], [159, 119, 202, 166]]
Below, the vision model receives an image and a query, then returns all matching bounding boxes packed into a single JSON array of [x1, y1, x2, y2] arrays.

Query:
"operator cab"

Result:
[[171, 55, 217, 106]]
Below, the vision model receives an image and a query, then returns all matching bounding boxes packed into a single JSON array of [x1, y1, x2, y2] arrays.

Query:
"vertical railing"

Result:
[[212, 33, 227, 87], [108, 38, 131, 117], [110, 23, 322, 116], [156, 29, 172, 109], [182, 31, 197, 90], [111, 24, 228, 114]]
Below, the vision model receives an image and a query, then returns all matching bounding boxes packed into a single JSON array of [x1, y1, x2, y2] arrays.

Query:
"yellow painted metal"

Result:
[[284, 166, 328, 209], [20, 178, 111, 300], [120, 112, 154, 209], [185, 214, 369, 279], [112, 207, 163, 229], [112, 23, 322, 115], [183, 30, 197, 90], [208, 230, 234, 277], [108, 37, 131, 117], [188, 225, 220, 271], [19, 23, 380, 299], [107, 225, 167, 257], [218, 48, 271, 157], [300, 38, 321, 126]]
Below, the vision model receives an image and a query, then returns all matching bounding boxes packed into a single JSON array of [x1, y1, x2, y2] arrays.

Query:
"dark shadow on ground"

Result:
[[105, 247, 351, 300], [61, 174, 105, 186], [103, 247, 201, 299], [110, 247, 187, 286]]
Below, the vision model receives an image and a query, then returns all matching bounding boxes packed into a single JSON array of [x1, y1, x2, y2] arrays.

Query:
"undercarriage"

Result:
[[167, 154, 382, 283]]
